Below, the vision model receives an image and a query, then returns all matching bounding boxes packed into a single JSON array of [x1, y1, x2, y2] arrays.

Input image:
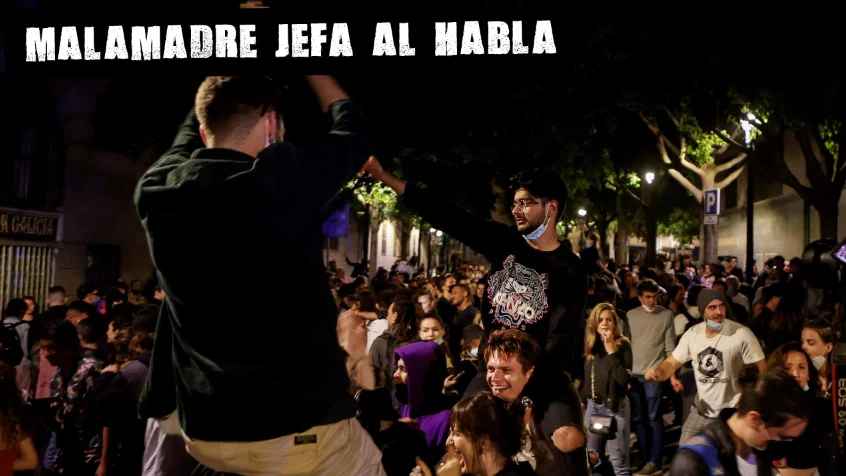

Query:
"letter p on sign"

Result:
[[704, 188, 720, 216]]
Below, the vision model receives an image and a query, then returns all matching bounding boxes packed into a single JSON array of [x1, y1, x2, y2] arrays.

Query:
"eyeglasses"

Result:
[[512, 198, 540, 210]]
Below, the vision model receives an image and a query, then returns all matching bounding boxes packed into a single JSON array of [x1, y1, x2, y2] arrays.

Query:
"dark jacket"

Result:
[[580, 340, 633, 412], [669, 408, 770, 476], [134, 100, 374, 441]]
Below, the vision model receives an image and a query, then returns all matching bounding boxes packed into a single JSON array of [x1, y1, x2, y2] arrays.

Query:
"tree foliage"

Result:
[[714, 79, 846, 238], [657, 202, 701, 246]]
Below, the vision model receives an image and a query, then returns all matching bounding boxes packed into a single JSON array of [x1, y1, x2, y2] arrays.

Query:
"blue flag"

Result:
[[322, 203, 349, 238]]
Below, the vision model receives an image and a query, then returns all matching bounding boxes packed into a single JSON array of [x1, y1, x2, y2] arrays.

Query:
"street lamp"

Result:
[[740, 112, 762, 146], [577, 209, 587, 217], [436, 230, 443, 237], [429, 228, 436, 234], [645, 172, 655, 184]]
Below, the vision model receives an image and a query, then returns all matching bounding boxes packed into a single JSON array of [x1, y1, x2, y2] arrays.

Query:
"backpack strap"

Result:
[[679, 435, 725, 475]]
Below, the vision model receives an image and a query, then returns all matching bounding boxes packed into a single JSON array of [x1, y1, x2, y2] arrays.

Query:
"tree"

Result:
[[637, 102, 749, 265], [714, 80, 846, 240], [352, 181, 400, 277], [658, 201, 702, 247]]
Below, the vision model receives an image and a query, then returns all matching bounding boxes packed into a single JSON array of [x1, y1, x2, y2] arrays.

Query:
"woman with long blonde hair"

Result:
[[580, 303, 633, 475]]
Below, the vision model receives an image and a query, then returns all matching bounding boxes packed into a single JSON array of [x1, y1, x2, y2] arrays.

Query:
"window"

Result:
[[325, 237, 339, 251], [85, 244, 121, 289], [394, 222, 402, 257], [381, 223, 387, 256], [0, 85, 65, 211]]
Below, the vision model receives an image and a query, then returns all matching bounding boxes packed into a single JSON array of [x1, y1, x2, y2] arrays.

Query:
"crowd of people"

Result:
[[0, 281, 164, 475], [324, 238, 841, 476], [0, 74, 843, 476]]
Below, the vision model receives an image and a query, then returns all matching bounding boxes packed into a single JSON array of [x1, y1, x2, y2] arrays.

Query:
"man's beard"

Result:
[[394, 383, 408, 404], [521, 220, 542, 234]]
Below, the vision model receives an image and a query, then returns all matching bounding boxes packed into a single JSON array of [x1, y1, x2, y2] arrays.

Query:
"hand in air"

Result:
[[360, 156, 384, 179]]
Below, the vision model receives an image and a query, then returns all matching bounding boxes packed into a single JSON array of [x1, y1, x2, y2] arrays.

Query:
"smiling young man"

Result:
[[645, 288, 765, 446], [363, 160, 589, 475], [483, 329, 566, 475]]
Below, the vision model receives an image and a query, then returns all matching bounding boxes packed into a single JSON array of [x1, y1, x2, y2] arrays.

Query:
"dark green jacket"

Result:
[[134, 99, 373, 441]]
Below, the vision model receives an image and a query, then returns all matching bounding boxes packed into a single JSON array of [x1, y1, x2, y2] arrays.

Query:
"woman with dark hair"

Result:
[[765, 342, 837, 476], [669, 365, 812, 476], [0, 362, 37, 475], [410, 391, 538, 476]]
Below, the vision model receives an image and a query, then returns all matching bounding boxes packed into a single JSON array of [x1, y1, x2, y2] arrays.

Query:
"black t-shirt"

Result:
[[436, 296, 455, 324], [402, 184, 588, 377], [454, 305, 478, 329]]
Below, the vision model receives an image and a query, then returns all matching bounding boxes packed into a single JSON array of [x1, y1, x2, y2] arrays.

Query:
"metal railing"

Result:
[[0, 245, 57, 308]]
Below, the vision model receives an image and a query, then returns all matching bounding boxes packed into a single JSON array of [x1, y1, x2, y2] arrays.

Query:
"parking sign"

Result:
[[704, 188, 720, 216]]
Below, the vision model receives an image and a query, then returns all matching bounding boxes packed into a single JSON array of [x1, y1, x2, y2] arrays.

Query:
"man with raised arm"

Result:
[[645, 288, 765, 446], [363, 160, 590, 476], [134, 76, 384, 475]]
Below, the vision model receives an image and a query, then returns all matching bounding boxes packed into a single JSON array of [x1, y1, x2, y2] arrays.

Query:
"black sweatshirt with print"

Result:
[[400, 183, 588, 377]]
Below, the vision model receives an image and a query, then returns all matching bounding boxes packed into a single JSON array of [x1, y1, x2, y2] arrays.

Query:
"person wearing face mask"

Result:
[[363, 163, 590, 475], [668, 365, 812, 476], [646, 289, 766, 445], [444, 325, 484, 403], [417, 314, 453, 370], [135, 76, 383, 475], [764, 342, 837, 475], [801, 317, 836, 397], [626, 279, 679, 475]]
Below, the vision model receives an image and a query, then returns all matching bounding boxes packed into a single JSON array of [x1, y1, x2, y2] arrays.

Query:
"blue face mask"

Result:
[[706, 319, 725, 331], [522, 205, 551, 242], [435, 337, 444, 346], [469, 347, 479, 357], [803, 383, 809, 392]]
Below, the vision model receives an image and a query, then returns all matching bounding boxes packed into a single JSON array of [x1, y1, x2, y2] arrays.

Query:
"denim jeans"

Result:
[[629, 375, 664, 465], [584, 397, 630, 476]]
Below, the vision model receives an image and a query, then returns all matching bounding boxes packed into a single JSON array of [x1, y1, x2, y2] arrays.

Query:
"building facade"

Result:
[[0, 78, 155, 306], [716, 132, 845, 270]]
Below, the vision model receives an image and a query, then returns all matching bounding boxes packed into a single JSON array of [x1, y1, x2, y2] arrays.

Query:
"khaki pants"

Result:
[[183, 418, 386, 476]]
